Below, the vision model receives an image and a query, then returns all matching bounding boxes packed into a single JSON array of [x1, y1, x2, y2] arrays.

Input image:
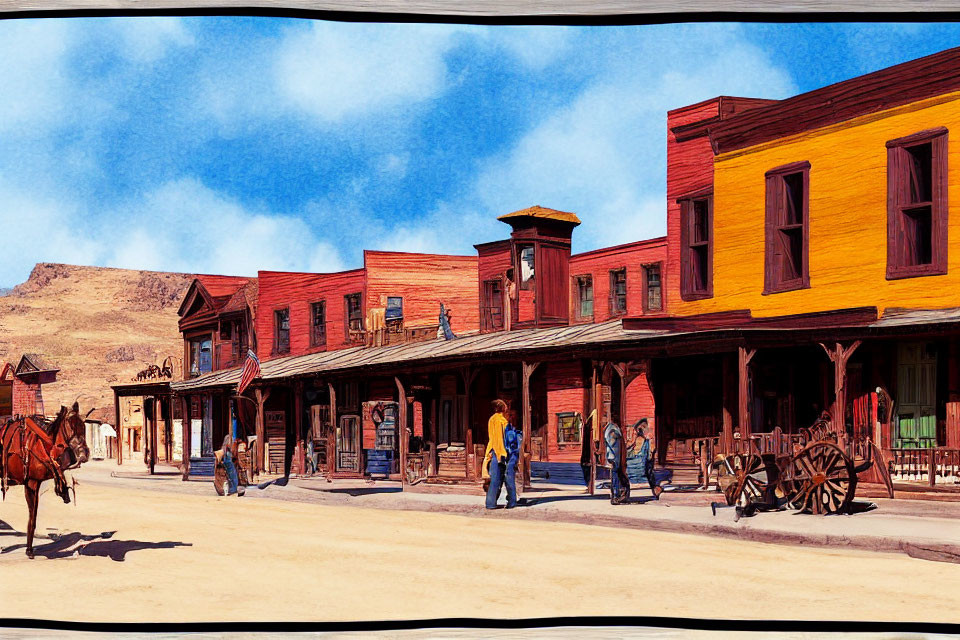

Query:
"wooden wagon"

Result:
[[713, 417, 894, 515]]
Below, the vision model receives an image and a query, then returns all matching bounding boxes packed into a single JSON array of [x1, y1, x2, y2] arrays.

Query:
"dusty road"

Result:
[[1, 477, 959, 624]]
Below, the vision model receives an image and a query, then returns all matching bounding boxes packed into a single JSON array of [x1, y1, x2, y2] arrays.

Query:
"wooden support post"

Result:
[[291, 380, 304, 478], [181, 395, 190, 480], [150, 397, 158, 475], [819, 340, 862, 436], [395, 376, 407, 486], [327, 382, 337, 475], [721, 353, 735, 454], [929, 449, 937, 487], [113, 391, 122, 467], [165, 395, 174, 462], [459, 366, 480, 481], [586, 361, 599, 496], [254, 388, 270, 476], [611, 362, 630, 476], [521, 361, 541, 491], [738, 347, 757, 441]]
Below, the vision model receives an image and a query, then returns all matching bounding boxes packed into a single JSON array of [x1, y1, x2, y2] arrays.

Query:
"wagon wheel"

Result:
[[715, 453, 767, 507], [213, 463, 227, 496], [785, 441, 857, 514]]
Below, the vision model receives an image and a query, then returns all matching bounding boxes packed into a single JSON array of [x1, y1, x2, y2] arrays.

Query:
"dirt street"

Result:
[[1, 477, 959, 624]]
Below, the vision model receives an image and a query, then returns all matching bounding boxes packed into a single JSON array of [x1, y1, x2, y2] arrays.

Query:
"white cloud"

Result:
[[0, 181, 100, 285], [108, 178, 348, 276], [393, 25, 798, 254], [274, 22, 462, 124], [0, 20, 73, 134], [483, 26, 571, 70], [108, 17, 195, 63]]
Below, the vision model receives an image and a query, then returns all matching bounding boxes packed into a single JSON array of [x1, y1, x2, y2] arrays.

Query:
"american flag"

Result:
[[237, 349, 261, 396]]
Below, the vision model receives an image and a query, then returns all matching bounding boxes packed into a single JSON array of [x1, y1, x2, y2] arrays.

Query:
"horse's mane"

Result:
[[44, 406, 68, 437]]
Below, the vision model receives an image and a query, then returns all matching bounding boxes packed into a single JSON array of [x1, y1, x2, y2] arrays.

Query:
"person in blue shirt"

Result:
[[503, 409, 522, 509], [220, 434, 244, 497], [604, 421, 629, 504]]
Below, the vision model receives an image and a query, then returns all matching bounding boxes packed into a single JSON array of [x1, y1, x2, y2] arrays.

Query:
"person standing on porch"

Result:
[[484, 399, 509, 509], [502, 268, 516, 332], [503, 409, 522, 509], [604, 421, 629, 504]]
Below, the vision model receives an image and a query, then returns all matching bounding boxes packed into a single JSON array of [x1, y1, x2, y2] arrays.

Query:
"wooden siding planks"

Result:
[[255, 269, 366, 361], [569, 238, 667, 322], [677, 92, 960, 318], [545, 361, 586, 462], [364, 251, 479, 333]]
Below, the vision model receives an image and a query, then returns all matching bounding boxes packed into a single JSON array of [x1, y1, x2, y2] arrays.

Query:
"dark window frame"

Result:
[[344, 292, 363, 341], [517, 244, 536, 291], [273, 307, 290, 355], [886, 127, 948, 280], [608, 268, 627, 316], [310, 301, 326, 348], [481, 279, 504, 331], [642, 262, 664, 313], [573, 274, 593, 320], [764, 160, 811, 295], [679, 193, 714, 300], [556, 411, 582, 445], [385, 296, 403, 320]]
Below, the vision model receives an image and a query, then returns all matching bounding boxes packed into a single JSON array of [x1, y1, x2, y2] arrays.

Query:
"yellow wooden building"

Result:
[[635, 47, 960, 481]]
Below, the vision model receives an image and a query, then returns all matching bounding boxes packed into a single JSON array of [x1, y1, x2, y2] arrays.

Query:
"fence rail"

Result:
[[889, 447, 960, 486]]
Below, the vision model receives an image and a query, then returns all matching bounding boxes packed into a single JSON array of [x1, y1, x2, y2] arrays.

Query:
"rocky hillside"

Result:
[[0, 263, 195, 416]]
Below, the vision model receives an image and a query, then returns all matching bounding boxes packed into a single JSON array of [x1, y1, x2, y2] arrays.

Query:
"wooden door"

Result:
[[896, 342, 937, 448], [337, 414, 361, 472]]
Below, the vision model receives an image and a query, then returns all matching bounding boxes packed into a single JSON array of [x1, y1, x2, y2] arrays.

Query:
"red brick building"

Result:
[[0, 354, 59, 420]]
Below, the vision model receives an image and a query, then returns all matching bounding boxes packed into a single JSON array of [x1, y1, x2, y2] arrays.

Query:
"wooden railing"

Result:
[[889, 447, 960, 486]]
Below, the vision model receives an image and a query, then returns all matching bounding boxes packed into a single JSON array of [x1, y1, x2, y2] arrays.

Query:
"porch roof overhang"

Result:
[[111, 381, 174, 397], [168, 306, 960, 393]]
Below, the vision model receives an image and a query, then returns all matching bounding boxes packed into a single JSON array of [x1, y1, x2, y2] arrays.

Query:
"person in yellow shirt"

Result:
[[484, 399, 509, 509]]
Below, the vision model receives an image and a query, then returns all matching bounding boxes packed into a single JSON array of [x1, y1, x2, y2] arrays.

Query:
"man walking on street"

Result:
[[503, 409, 522, 509], [484, 399, 509, 509], [604, 421, 629, 504]]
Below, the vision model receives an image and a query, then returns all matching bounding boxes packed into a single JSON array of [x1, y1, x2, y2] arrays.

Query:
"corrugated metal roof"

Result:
[[169, 307, 960, 393], [170, 320, 666, 391]]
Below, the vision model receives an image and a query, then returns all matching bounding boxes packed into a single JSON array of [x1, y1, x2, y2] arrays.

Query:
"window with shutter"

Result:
[[481, 279, 503, 331], [886, 127, 948, 280], [574, 275, 593, 319], [274, 308, 290, 355], [643, 262, 663, 312], [764, 161, 810, 294], [609, 268, 627, 315], [678, 194, 713, 300], [310, 301, 326, 347], [344, 293, 363, 343]]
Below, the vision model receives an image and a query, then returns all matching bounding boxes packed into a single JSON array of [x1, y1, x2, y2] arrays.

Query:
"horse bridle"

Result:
[[54, 408, 89, 471]]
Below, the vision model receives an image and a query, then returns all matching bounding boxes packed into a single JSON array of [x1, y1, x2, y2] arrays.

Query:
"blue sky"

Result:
[[0, 19, 959, 287]]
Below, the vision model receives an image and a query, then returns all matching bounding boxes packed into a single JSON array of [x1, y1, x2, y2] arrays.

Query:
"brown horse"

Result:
[[0, 402, 90, 558]]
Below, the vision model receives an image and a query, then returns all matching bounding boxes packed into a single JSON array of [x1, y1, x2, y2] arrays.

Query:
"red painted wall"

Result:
[[624, 371, 656, 446], [666, 99, 720, 314], [569, 238, 667, 323], [545, 361, 586, 463], [665, 96, 775, 314], [256, 269, 366, 360], [364, 251, 479, 334], [12, 377, 41, 417]]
